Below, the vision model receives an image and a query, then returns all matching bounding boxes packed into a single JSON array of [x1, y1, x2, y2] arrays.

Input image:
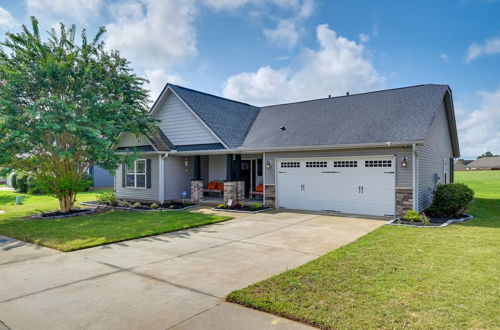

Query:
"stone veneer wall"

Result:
[[190, 180, 203, 202], [264, 184, 275, 207], [396, 188, 413, 217], [223, 181, 245, 203]]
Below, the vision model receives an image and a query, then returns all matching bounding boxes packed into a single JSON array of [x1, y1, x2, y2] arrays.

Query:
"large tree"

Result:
[[0, 17, 156, 212]]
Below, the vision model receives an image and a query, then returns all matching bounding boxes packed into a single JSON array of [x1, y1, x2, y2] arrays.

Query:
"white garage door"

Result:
[[276, 157, 395, 216]]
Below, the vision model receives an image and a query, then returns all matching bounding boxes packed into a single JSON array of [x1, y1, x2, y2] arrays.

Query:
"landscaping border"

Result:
[[80, 201, 198, 212], [32, 208, 95, 220], [387, 214, 474, 228], [210, 207, 272, 214]]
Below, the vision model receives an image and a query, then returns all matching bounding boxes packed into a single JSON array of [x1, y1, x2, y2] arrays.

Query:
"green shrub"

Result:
[[132, 202, 142, 208], [402, 209, 420, 222], [431, 183, 474, 218], [117, 200, 129, 208], [16, 174, 29, 193], [184, 201, 193, 206], [97, 191, 118, 206], [252, 203, 262, 210], [217, 203, 226, 209], [82, 173, 94, 191], [11, 173, 18, 189], [420, 213, 430, 224], [27, 176, 46, 194], [150, 203, 159, 209]]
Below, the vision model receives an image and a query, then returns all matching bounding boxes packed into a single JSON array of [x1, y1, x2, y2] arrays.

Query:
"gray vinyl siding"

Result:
[[208, 155, 226, 182], [92, 166, 114, 187], [417, 101, 454, 211], [115, 155, 160, 201], [154, 92, 219, 146], [164, 155, 194, 200], [117, 132, 151, 147], [264, 147, 413, 187]]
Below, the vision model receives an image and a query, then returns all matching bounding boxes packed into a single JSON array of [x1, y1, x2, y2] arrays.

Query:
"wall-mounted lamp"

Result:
[[184, 158, 189, 167], [401, 156, 408, 168], [266, 160, 272, 169]]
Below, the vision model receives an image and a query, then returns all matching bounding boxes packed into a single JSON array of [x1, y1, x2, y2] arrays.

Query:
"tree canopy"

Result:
[[0, 17, 156, 211]]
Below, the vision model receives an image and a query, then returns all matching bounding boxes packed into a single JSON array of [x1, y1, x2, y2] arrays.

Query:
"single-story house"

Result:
[[115, 83, 460, 217], [465, 156, 500, 170], [454, 159, 473, 171]]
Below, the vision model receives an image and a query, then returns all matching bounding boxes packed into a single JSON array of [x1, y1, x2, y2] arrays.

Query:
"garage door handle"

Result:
[[361, 186, 364, 194], [384, 171, 394, 174]]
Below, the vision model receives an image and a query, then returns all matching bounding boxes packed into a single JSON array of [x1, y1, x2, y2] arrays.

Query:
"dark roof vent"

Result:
[[280, 126, 286, 131], [346, 92, 350, 96], [328, 94, 331, 98]]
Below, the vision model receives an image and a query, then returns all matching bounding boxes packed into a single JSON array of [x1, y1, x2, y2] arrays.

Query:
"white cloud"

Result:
[[0, 7, 16, 29], [297, 0, 315, 19], [359, 33, 370, 43], [145, 69, 185, 101], [439, 53, 449, 61], [105, 0, 197, 71], [465, 36, 500, 63], [456, 89, 500, 158], [223, 24, 385, 106], [264, 20, 300, 49], [25, 0, 103, 24]]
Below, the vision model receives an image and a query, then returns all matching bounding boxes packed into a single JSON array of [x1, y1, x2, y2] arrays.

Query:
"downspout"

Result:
[[412, 144, 417, 211], [159, 153, 168, 203], [262, 152, 266, 205]]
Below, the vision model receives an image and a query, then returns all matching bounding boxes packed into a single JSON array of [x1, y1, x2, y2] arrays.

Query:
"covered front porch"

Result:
[[188, 153, 264, 205]]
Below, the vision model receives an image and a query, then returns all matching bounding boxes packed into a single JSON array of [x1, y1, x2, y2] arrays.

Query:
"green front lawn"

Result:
[[227, 170, 500, 329], [0, 190, 231, 251]]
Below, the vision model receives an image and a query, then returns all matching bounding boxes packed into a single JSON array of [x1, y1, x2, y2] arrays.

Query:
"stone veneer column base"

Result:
[[396, 188, 413, 217], [264, 184, 275, 207], [190, 180, 203, 202], [223, 181, 245, 203]]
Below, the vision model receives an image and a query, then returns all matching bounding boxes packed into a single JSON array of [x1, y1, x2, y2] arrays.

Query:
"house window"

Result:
[[365, 160, 392, 167], [126, 159, 147, 188], [306, 161, 327, 168], [333, 160, 358, 167], [281, 161, 300, 168]]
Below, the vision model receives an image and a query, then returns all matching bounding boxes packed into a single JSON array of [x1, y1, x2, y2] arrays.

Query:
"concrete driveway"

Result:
[[0, 209, 386, 330]]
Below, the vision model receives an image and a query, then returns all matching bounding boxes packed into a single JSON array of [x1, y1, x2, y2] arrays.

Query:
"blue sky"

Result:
[[0, 0, 499, 158]]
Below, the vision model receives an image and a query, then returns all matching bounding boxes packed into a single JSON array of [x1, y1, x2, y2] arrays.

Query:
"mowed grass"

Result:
[[227, 171, 500, 329], [0, 190, 231, 251]]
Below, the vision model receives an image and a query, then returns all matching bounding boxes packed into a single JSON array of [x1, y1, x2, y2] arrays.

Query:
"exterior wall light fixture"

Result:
[[266, 160, 272, 169], [401, 156, 408, 168]]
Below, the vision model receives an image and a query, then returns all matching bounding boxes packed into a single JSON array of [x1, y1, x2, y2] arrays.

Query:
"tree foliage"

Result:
[[477, 151, 498, 159], [0, 17, 156, 212]]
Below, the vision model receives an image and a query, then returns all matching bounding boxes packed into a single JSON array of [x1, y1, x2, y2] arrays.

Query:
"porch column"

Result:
[[235, 154, 241, 180], [226, 154, 233, 181], [193, 155, 201, 180]]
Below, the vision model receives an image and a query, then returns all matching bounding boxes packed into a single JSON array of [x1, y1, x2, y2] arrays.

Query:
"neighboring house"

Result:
[[89, 165, 114, 188], [115, 84, 460, 217], [454, 159, 473, 171], [465, 157, 500, 170]]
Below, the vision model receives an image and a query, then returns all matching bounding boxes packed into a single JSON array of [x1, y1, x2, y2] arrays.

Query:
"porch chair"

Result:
[[250, 184, 264, 199], [202, 181, 223, 198]]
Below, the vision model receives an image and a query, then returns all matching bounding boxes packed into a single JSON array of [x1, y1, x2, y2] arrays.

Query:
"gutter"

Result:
[[169, 140, 425, 156]]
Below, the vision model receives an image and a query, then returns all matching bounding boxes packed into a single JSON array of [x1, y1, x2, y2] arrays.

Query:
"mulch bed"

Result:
[[80, 201, 197, 211], [212, 206, 271, 213], [389, 214, 473, 228], [24, 207, 109, 220]]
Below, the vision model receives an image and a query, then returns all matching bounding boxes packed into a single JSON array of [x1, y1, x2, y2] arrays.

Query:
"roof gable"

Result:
[[169, 85, 260, 148]]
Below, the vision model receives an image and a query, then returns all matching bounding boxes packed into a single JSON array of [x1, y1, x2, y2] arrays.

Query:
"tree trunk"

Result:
[[59, 192, 76, 213]]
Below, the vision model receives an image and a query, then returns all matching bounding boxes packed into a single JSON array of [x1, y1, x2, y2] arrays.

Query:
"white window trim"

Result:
[[126, 159, 147, 189]]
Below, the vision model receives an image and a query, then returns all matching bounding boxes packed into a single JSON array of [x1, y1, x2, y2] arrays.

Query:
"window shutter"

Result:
[[121, 163, 126, 187], [449, 158, 454, 183], [146, 159, 152, 189]]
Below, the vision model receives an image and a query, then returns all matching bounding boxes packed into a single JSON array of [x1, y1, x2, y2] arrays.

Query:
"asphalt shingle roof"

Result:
[[175, 143, 225, 152], [169, 85, 261, 149], [242, 84, 450, 149], [466, 156, 500, 169]]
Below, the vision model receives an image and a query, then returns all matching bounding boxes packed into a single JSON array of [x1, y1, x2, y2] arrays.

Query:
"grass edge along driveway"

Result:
[[0, 190, 232, 252], [227, 171, 500, 329]]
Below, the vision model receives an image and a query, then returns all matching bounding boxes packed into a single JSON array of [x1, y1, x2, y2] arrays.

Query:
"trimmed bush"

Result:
[[132, 202, 142, 208], [16, 174, 29, 193], [217, 203, 226, 209], [82, 173, 94, 191], [97, 191, 118, 206], [150, 203, 159, 209], [430, 183, 474, 218], [252, 203, 263, 210]]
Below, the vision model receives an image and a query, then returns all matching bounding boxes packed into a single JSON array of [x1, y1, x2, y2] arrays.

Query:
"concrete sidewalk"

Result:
[[0, 209, 386, 329]]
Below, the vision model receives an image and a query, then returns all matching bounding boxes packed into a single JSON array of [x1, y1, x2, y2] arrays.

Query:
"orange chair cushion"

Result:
[[217, 182, 224, 191], [207, 181, 218, 190], [255, 184, 264, 192]]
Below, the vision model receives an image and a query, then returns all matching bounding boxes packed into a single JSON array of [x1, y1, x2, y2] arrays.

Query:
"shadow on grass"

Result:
[[0, 194, 17, 206]]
